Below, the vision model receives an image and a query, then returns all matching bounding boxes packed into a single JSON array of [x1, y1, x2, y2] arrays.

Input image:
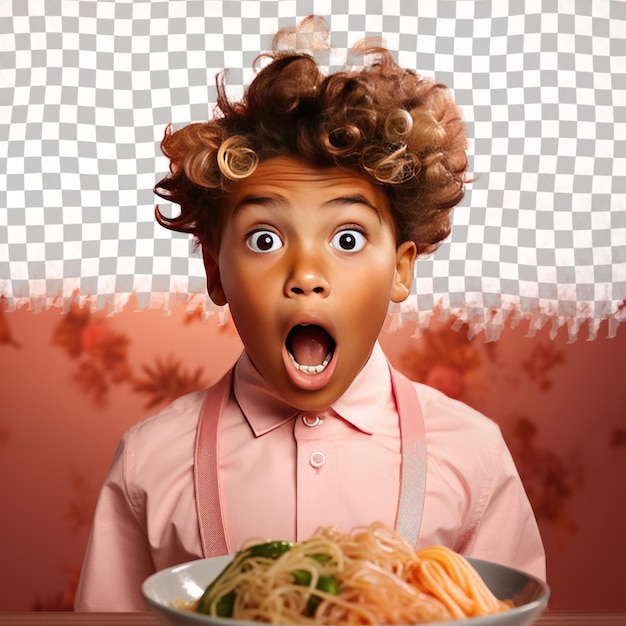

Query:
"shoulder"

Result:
[[124, 389, 207, 445], [119, 388, 207, 481], [412, 380, 501, 442], [409, 379, 506, 483]]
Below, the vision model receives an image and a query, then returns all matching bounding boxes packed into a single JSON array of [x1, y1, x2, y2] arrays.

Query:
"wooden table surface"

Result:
[[0, 611, 625, 625]]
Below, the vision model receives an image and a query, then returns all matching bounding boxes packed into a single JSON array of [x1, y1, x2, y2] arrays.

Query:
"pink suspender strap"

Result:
[[389, 366, 428, 548], [193, 370, 232, 557], [194, 365, 428, 556]]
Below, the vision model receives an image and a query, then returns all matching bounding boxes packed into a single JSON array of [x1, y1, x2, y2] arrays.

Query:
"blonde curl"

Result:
[[384, 108, 414, 143], [217, 136, 259, 180], [364, 146, 419, 185]]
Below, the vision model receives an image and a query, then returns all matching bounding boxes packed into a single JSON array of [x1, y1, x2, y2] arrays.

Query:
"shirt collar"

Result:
[[233, 342, 394, 437]]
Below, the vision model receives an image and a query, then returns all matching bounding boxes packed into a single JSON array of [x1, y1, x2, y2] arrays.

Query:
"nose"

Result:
[[284, 249, 330, 297]]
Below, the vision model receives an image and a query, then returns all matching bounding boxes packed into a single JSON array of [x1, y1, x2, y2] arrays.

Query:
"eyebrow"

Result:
[[233, 194, 383, 220], [232, 195, 286, 214], [323, 195, 382, 219]]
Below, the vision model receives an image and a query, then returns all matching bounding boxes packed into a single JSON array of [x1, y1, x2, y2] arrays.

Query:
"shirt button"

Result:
[[302, 414, 321, 427], [309, 452, 326, 469]]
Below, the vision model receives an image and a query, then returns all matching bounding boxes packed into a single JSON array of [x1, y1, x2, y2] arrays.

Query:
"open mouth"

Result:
[[286, 324, 336, 375]]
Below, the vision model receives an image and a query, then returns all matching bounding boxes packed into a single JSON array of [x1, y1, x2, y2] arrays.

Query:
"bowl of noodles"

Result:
[[142, 523, 550, 626]]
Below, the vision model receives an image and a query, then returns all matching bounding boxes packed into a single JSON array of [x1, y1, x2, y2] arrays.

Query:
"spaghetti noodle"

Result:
[[192, 522, 512, 624]]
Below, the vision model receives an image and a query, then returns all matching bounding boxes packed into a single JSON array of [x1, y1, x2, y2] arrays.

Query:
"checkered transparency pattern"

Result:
[[1, 0, 624, 339]]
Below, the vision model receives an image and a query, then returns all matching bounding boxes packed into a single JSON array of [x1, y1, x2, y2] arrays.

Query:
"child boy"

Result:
[[75, 21, 545, 611]]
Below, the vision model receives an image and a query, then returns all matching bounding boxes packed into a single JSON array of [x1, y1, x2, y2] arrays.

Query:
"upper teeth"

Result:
[[288, 352, 331, 374]]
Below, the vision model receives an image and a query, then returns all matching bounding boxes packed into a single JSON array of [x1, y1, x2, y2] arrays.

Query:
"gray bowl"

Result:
[[142, 555, 550, 626]]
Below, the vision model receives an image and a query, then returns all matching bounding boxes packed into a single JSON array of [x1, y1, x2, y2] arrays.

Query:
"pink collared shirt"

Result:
[[75, 343, 545, 612], [221, 343, 403, 548]]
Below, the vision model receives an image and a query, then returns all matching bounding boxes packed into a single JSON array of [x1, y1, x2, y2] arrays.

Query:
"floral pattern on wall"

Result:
[[50, 302, 211, 410], [51, 303, 131, 406], [503, 415, 581, 532], [521, 343, 566, 392], [396, 317, 484, 404]]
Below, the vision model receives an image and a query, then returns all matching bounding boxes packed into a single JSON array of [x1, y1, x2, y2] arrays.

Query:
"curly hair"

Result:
[[154, 24, 468, 256]]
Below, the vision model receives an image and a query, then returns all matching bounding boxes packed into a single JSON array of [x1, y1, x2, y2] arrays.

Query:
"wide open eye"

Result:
[[330, 229, 366, 253], [246, 230, 283, 253]]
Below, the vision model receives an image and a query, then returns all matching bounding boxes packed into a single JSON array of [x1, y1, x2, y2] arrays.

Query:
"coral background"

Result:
[[0, 301, 624, 611]]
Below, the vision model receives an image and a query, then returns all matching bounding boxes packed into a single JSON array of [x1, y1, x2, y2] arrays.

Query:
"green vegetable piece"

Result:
[[292, 554, 332, 588], [197, 541, 293, 615], [317, 575, 340, 595], [306, 595, 323, 617], [311, 553, 331, 564], [247, 540, 292, 559], [293, 569, 312, 586], [196, 579, 221, 615], [215, 590, 236, 617], [292, 571, 340, 617]]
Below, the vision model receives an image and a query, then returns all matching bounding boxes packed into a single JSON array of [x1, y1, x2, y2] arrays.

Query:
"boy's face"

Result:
[[203, 156, 416, 412]]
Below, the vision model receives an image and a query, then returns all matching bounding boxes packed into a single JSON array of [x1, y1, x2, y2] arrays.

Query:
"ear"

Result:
[[201, 245, 228, 306], [390, 240, 417, 303]]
